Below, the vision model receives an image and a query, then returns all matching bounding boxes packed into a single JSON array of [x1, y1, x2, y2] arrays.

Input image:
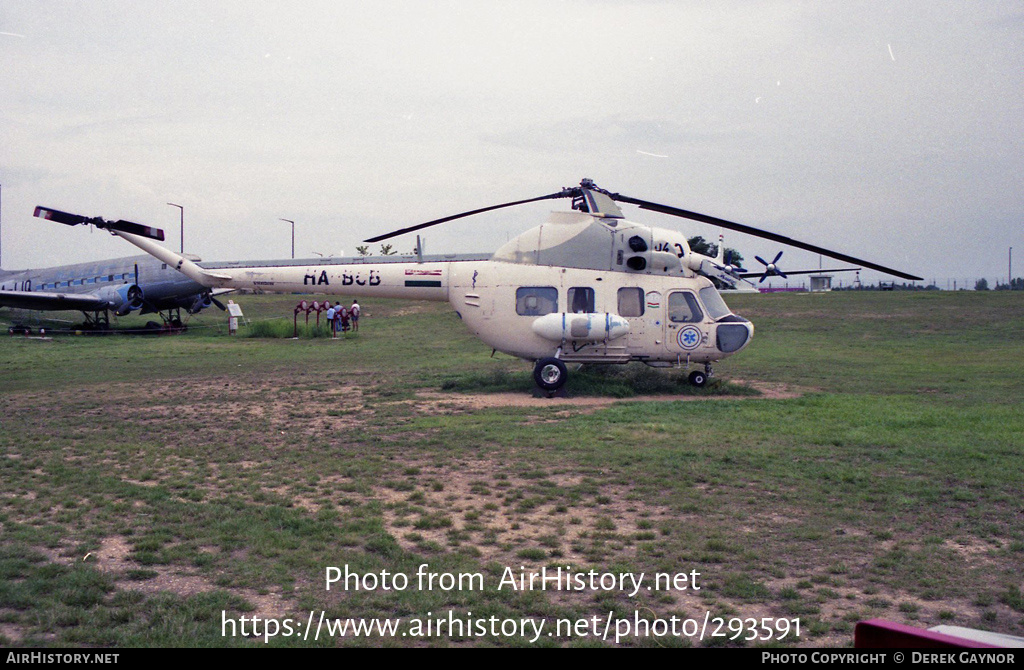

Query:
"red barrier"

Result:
[[854, 619, 999, 648]]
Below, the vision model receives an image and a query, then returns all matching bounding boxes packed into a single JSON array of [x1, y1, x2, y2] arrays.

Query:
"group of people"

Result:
[[325, 300, 360, 337]]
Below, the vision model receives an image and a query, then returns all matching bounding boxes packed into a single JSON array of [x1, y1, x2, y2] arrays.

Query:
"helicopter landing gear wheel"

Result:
[[534, 357, 568, 392], [688, 370, 708, 388]]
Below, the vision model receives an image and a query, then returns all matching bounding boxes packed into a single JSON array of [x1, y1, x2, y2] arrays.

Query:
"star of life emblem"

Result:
[[676, 325, 702, 350]]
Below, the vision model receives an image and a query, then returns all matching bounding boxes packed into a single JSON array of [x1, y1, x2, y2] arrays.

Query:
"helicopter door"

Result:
[[616, 287, 648, 348], [665, 290, 707, 353]]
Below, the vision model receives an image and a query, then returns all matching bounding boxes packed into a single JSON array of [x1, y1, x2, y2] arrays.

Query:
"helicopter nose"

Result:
[[716, 320, 753, 353]]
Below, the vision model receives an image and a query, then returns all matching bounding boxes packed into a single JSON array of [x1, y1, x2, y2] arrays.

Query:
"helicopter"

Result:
[[36, 179, 921, 392]]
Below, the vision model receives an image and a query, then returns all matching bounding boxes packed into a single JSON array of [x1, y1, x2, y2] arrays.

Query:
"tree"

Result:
[[355, 245, 370, 256], [975, 278, 989, 291], [687, 236, 715, 256], [380, 244, 397, 256], [686, 236, 743, 267], [724, 248, 744, 268]]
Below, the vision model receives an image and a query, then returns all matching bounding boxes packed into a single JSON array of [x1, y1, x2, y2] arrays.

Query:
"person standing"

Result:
[[326, 302, 337, 338], [336, 303, 348, 334], [350, 299, 361, 332]]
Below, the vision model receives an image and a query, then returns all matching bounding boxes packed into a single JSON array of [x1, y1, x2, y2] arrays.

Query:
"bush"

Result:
[[244, 319, 337, 338]]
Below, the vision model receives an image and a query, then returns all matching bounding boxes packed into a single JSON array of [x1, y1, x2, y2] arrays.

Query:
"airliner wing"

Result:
[[737, 268, 860, 279], [0, 289, 108, 312]]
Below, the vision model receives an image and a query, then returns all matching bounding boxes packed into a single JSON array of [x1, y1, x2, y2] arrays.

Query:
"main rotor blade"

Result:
[[363, 190, 575, 243], [611, 194, 922, 281]]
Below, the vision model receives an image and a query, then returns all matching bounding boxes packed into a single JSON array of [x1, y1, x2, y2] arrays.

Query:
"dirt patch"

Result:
[[376, 457, 675, 569], [85, 536, 293, 619], [415, 380, 802, 412], [943, 538, 1002, 567], [0, 619, 25, 644]]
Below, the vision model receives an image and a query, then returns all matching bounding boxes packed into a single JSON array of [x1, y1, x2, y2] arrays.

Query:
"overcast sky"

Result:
[[2, 1, 1022, 285]]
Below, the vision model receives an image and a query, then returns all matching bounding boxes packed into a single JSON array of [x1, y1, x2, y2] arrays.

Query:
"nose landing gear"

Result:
[[688, 365, 712, 388]]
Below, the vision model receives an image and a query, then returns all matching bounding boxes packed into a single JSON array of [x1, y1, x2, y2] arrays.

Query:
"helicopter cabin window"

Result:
[[668, 291, 704, 323], [516, 287, 558, 316], [568, 287, 595, 313], [698, 287, 732, 321], [617, 287, 644, 317]]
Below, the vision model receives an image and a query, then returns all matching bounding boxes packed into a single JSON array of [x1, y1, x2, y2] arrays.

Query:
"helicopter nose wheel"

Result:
[[688, 370, 708, 388], [534, 357, 568, 392]]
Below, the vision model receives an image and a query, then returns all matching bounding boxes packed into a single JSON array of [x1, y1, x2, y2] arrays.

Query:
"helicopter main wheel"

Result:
[[688, 370, 708, 388], [534, 357, 568, 392]]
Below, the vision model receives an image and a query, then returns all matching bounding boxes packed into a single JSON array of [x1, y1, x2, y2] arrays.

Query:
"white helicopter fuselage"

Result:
[[113, 208, 754, 372], [448, 261, 750, 366]]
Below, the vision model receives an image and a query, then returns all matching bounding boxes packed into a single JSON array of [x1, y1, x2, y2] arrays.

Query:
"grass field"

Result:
[[1, 291, 1022, 647]]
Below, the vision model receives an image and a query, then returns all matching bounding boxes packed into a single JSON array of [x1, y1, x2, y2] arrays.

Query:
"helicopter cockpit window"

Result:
[[516, 287, 558, 316], [617, 287, 644, 317], [568, 287, 595, 314], [698, 287, 732, 321], [668, 291, 704, 323]]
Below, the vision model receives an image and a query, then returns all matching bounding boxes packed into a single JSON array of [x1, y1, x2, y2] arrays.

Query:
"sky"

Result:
[[2, 1, 1022, 287]]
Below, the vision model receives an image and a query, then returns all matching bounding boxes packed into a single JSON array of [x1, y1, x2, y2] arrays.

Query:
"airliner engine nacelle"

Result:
[[185, 292, 213, 314], [97, 284, 144, 316]]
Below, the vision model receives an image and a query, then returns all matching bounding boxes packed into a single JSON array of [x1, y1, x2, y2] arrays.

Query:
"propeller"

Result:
[[723, 250, 746, 276], [210, 294, 227, 311], [126, 285, 145, 308], [754, 251, 787, 283], [126, 263, 145, 309], [34, 206, 165, 241], [364, 179, 922, 281]]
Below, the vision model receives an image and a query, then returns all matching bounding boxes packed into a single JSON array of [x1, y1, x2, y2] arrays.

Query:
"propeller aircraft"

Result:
[[1, 207, 230, 331], [35, 180, 920, 391]]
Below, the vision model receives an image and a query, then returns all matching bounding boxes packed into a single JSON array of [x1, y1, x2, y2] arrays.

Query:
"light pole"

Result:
[[280, 219, 295, 259], [167, 203, 183, 253]]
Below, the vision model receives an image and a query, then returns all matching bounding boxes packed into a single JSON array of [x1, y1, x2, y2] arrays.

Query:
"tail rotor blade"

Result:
[[33, 206, 89, 226], [34, 206, 165, 241], [111, 219, 165, 241]]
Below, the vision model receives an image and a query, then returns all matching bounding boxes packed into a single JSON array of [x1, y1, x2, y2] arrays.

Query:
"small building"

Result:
[[809, 274, 833, 292]]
